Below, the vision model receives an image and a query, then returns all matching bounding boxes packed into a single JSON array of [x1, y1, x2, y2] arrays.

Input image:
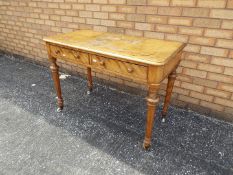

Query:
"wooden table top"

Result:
[[44, 30, 185, 65]]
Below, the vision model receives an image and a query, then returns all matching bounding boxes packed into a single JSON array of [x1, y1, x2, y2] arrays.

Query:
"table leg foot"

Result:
[[161, 117, 166, 123], [57, 107, 63, 112], [143, 140, 151, 150], [87, 90, 91, 95]]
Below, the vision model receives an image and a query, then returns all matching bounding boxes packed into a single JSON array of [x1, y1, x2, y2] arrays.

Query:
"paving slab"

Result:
[[0, 55, 232, 175]]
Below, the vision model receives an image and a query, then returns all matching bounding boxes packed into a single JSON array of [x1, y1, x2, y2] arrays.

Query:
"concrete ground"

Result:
[[0, 54, 232, 175]]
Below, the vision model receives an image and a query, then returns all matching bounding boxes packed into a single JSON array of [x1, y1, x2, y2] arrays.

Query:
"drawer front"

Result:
[[90, 55, 148, 81], [50, 45, 89, 65]]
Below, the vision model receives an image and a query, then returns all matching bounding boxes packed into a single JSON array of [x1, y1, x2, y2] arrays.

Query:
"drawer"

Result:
[[90, 55, 148, 81], [50, 45, 89, 65]]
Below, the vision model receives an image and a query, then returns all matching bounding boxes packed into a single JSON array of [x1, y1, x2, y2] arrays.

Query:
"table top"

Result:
[[44, 30, 185, 65]]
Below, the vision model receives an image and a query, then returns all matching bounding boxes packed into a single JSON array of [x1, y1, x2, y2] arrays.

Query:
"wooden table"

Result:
[[44, 30, 186, 149]]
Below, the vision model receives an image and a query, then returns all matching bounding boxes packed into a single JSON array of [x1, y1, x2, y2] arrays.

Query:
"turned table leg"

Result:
[[143, 84, 160, 149], [161, 71, 177, 122], [87, 67, 93, 94], [49, 57, 64, 112]]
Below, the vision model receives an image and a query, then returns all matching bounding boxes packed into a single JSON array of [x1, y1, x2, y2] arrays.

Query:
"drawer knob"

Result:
[[92, 58, 105, 66], [127, 67, 134, 73], [92, 58, 97, 63], [55, 50, 61, 55], [99, 60, 105, 66], [73, 52, 80, 59]]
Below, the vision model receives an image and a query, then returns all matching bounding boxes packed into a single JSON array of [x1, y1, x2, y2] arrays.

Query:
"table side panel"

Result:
[[163, 51, 182, 78]]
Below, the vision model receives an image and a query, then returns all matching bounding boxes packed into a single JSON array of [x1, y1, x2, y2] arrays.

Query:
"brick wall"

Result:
[[0, 0, 233, 120]]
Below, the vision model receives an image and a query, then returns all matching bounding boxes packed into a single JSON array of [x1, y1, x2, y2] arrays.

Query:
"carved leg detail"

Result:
[[50, 58, 63, 111], [143, 84, 160, 149], [87, 67, 93, 94], [161, 71, 177, 122]]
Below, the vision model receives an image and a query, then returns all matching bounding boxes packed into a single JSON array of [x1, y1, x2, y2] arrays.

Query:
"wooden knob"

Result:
[[73, 52, 80, 59], [92, 58, 97, 63], [127, 67, 133, 73], [55, 50, 61, 55], [99, 60, 105, 66]]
